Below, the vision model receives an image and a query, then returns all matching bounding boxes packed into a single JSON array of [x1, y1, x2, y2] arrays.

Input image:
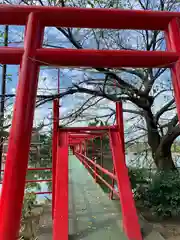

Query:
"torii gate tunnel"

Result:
[[0, 4, 180, 240]]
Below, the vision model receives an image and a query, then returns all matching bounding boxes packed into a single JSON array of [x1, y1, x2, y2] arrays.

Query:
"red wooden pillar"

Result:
[[109, 102, 142, 240], [52, 99, 59, 219], [92, 138, 97, 182], [53, 131, 68, 240], [100, 136, 103, 176], [0, 13, 43, 239], [116, 102, 125, 151], [109, 166, 115, 200], [79, 142, 82, 154], [84, 140, 87, 156], [166, 18, 180, 120], [79, 143, 83, 163]]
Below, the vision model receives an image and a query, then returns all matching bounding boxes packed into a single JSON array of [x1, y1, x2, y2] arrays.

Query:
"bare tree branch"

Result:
[[155, 99, 175, 124]]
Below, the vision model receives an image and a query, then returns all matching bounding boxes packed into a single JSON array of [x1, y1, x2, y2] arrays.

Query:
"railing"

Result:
[[0, 167, 52, 195], [74, 152, 119, 198]]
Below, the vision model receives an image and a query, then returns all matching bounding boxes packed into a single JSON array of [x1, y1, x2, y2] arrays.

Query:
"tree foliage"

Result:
[[133, 170, 180, 218]]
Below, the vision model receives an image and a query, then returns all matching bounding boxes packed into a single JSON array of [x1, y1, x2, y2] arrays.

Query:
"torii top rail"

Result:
[[0, 4, 180, 240]]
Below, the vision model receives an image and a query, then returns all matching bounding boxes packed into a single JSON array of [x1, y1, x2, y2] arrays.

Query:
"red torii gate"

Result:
[[52, 101, 139, 240], [0, 4, 180, 240]]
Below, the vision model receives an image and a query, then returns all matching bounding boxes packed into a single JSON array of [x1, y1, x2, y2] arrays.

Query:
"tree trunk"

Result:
[[154, 148, 176, 170], [144, 109, 176, 170]]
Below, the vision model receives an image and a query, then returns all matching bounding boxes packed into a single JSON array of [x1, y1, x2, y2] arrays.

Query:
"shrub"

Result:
[[22, 193, 37, 219], [128, 168, 149, 190], [135, 170, 180, 218]]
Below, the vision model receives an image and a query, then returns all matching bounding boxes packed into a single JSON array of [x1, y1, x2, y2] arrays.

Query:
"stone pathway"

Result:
[[68, 155, 127, 240]]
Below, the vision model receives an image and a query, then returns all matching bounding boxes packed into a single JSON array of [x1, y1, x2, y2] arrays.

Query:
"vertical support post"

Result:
[[109, 166, 115, 200], [79, 142, 82, 154], [109, 103, 124, 201], [166, 18, 180, 120], [83, 140, 88, 168], [79, 143, 83, 163], [53, 131, 68, 240], [57, 68, 60, 95], [116, 102, 125, 150], [100, 136, 103, 176], [75, 145, 77, 153], [72, 146, 75, 155], [52, 99, 59, 219], [76, 144, 79, 153], [0, 13, 43, 240], [81, 141, 84, 164], [109, 102, 142, 240], [87, 139, 89, 159], [84, 140, 87, 156], [92, 138, 97, 182]]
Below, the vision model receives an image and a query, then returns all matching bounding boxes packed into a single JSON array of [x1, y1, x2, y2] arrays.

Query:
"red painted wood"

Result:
[[75, 152, 116, 180], [36, 48, 178, 68], [0, 13, 44, 239], [0, 167, 52, 172], [53, 131, 68, 240], [0, 47, 23, 64], [166, 18, 180, 121], [75, 153, 119, 197], [0, 5, 180, 30], [52, 99, 59, 219], [0, 47, 178, 67], [109, 102, 142, 240]]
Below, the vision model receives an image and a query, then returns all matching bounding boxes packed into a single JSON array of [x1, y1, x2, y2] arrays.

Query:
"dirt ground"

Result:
[[37, 203, 52, 240], [152, 221, 180, 240], [141, 210, 180, 240]]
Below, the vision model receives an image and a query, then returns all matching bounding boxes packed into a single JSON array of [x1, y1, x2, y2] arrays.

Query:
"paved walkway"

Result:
[[37, 155, 128, 239], [69, 155, 127, 240], [37, 155, 165, 240]]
